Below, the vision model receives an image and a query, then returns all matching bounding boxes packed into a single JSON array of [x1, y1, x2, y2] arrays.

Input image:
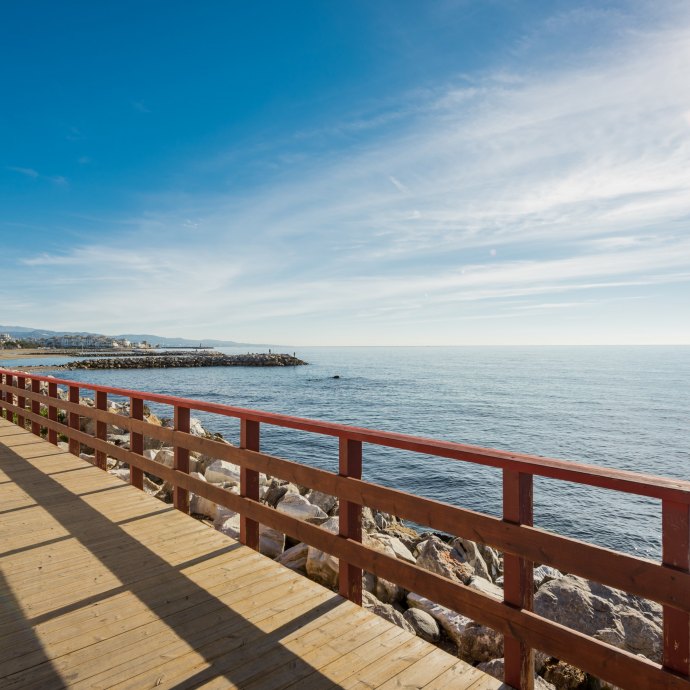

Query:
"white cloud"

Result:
[[7, 166, 39, 178]]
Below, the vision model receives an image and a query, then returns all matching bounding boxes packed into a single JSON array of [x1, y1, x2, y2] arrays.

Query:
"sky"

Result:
[[1, 1, 689, 345]]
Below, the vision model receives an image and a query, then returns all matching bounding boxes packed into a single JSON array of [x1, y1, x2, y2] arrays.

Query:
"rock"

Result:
[[143, 476, 165, 498], [359, 532, 417, 604], [205, 459, 241, 485], [361, 507, 391, 532], [195, 454, 217, 475], [407, 593, 472, 646], [190, 472, 219, 520], [403, 608, 440, 643], [205, 459, 267, 487], [475, 542, 502, 580], [467, 576, 503, 600], [143, 435, 164, 451], [276, 542, 309, 573], [108, 433, 130, 447], [477, 658, 556, 690], [79, 453, 95, 463], [305, 517, 340, 587], [534, 564, 561, 590], [366, 533, 416, 564], [542, 659, 587, 690], [305, 489, 338, 515], [415, 536, 473, 585], [276, 493, 328, 523], [263, 479, 289, 507], [534, 575, 662, 662], [189, 418, 207, 437], [458, 622, 503, 664], [362, 591, 414, 634], [217, 514, 240, 539], [143, 449, 158, 461], [108, 467, 130, 482], [383, 524, 422, 553], [259, 526, 285, 559], [452, 537, 493, 581], [57, 441, 70, 451], [154, 448, 175, 468]]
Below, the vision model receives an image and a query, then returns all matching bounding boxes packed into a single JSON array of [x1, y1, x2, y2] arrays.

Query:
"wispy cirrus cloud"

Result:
[[7, 166, 68, 185], [7, 166, 39, 178]]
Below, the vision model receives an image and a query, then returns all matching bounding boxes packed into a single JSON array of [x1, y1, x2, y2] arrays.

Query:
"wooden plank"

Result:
[[338, 636, 434, 689], [61, 585, 332, 689], [422, 663, 493, 689], [375, 647, 463, 689], [1, 566, 301, 679]]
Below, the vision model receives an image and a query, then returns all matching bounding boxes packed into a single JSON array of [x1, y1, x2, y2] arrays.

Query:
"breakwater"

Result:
[[51, 352, 307, 369]]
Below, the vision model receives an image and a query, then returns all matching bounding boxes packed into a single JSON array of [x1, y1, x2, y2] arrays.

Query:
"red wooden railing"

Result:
[[0, 368, 688, 690]]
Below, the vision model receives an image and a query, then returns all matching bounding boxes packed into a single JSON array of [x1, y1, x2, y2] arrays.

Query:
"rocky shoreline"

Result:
[[45, 389, 657, 690], [48, 352, 307, 370]]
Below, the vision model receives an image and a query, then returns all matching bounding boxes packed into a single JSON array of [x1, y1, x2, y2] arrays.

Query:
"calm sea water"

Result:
[[11, 346, 690, 560]]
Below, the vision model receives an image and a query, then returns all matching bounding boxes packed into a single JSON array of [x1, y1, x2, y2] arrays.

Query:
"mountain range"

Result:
[[0, 325, 256, 348]]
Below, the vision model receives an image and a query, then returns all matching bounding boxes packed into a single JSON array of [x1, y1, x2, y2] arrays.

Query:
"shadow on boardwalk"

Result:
[[0, 436, 343, 688]]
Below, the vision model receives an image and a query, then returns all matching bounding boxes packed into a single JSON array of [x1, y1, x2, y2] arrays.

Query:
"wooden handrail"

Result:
[[0, 369, 688, 690]]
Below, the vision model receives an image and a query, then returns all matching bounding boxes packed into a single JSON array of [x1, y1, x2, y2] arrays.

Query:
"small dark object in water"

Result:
[[332, 375, 340, 379]]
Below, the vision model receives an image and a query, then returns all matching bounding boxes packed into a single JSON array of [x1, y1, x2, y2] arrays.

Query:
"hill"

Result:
[[0, 325, 256, 348]]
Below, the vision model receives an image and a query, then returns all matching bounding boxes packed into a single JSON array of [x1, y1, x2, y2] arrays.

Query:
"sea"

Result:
[[5, 346, 689, 561]]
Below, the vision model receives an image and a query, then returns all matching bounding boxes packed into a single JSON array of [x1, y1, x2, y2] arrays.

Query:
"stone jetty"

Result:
[[52, 352, 307, 370]]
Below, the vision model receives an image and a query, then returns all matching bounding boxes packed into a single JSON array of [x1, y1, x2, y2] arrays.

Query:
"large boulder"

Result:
[[458, 622, 503, 664], [154, 448, 175, 468], [362, 591, 414, 634], [277, 493, 328, 523], [214, 514, 284, 557], [304, 489, 338, 515], [406, 593, 472, 647], [403, 607, 440, 643], [189, 472, 219, 519], [205, 459, 241, 485], [534, 575, 662, 662], [305, 517, 340, 587], [454, 537, 502, 582], [534, 564, 561, 591], [276, 542, 309, 573], [415, 536, 473, 584]]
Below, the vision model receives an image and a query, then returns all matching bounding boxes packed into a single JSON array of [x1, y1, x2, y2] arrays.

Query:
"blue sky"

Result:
[[2, 1, 689, 345]]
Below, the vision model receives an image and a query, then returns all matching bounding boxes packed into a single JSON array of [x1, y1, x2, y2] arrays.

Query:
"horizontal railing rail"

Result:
[[0, 368, 688, 690]]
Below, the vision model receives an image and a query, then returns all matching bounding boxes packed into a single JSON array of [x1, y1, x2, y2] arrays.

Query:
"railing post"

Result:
[[17, 375, 26, 429], [0, 374, 6, 419], [662, 500, 690, 677], [240, 418, 260, 550], [130, 397, 144, 489], [95, 391, 108, 470], [503, 469, 535, 690], [174, 405, 190, 513], [68, 385, 80, 455], [48, 382, 58, 445], [31, 379, 41, 436], [339, 437, 363, 605]]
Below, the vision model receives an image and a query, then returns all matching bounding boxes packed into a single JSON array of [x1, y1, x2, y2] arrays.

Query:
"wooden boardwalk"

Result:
[[0, 419, 501, 689]]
